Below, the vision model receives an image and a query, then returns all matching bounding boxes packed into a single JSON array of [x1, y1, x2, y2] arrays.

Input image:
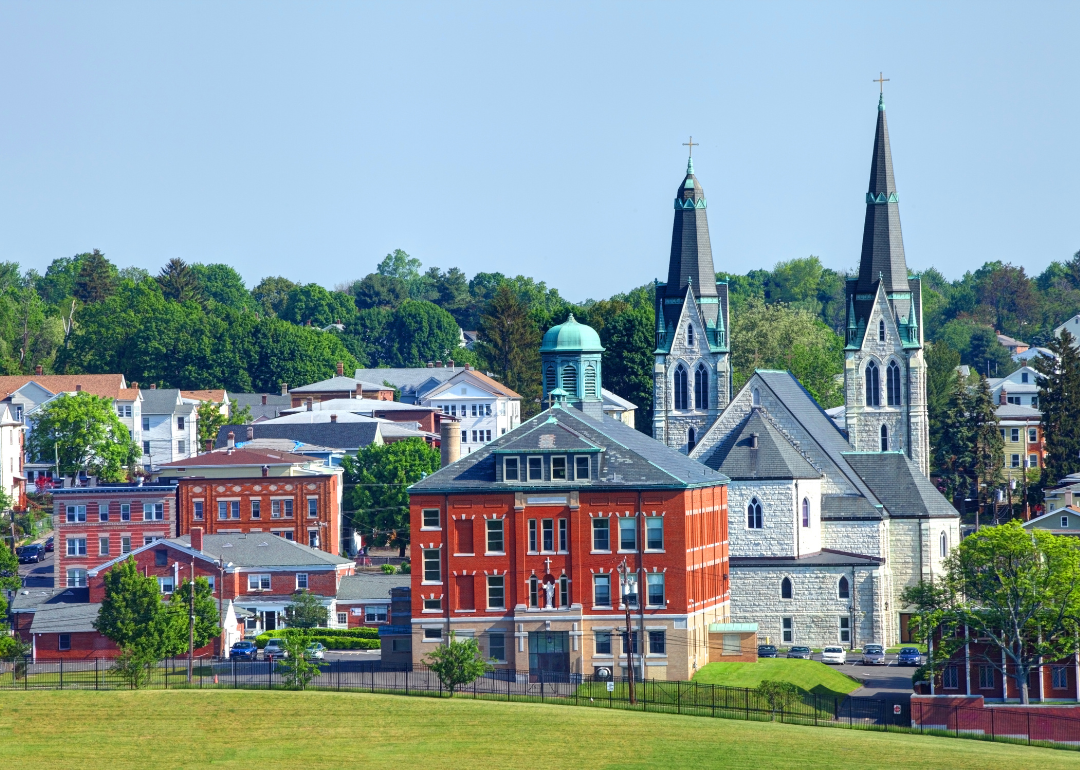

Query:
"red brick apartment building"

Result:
[[155, 444, 344, 556], [927, 632, 1080, 702], [408, 403, 730, 681], [53, 483, 177, 589]]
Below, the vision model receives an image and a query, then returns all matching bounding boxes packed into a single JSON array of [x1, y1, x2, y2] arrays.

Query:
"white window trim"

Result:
[[550, 455, 569, 482], [420, 508, 441, 531], [295, 573, 309, 590]]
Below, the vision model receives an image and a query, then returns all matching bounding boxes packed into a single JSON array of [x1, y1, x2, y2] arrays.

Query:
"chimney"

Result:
[[261, 395, 267, 405], [75, 384, 83, 392], [435, 360, 443, 368], [150, 383, 157, 390], [227, 431, 235, 449], [247, 427, 254, 441], [34, 365, 42, 375], [427, 362, 434, 368], [205, 440, 213, 452], [750, 433, 759, 450], [448, 359, 454, 369], [440, 420, 461, 468], [1000, 389, 1008, 405], [281, 382, 288, 395], [130, 382, 138, 390], [191, 526, 204, 552], [261, 465, 269, 478], [465, 364, 472, 371], [330, 414, 338, 423], [336, 361, 344, 377], [306, 399, 313, 411]]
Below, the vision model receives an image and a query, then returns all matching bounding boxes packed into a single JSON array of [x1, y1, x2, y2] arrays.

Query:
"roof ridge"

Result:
[[752, 406, 825, 476]]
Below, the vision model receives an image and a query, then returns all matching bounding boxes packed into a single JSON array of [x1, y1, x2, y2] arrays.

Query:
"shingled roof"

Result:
[[842, 452, 959, 519], [410, 403, 728, 493], [214, 422, 383, 451], [0, 374, 135, 401], [705, 409, 820, 481]]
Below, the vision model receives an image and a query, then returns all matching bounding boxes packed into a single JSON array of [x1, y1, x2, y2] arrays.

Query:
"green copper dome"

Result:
[[540, 313, 604, 353]]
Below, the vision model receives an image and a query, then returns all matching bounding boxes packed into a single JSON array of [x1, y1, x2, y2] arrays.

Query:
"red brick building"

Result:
[[289, 364, 396, 405], [155, 445, 344, 556], [408, 402, 730, 681], [53, 483, 177, 589], [333, 573, 408, 629]]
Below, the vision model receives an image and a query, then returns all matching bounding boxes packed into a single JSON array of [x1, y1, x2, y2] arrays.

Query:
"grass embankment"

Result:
[[693, 659, 861, 699], [0, 690, 1073, 769]]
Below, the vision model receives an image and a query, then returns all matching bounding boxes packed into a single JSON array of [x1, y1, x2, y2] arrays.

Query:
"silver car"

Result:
[[861, 644, 886, 665], [263, 639, 288, 659]]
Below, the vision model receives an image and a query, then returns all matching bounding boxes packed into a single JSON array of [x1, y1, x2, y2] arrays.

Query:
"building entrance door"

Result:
[[528, 631, 570, 682], [263, 611, 277, 632]]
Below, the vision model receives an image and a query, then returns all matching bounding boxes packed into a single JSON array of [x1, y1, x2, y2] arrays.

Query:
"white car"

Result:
[[821, 646, 847, 665]]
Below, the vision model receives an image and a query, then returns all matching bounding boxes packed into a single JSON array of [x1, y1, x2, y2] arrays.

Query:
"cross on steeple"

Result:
[[682, 136, 698, 157], [874, 72, 890, 93]]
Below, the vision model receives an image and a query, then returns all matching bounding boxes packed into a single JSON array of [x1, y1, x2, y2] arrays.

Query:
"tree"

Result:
[[967, 326, 1017, 378], [934, 376, 975, 504], [377, 249, 422, 287], [26, 392, 140, 481], [0, 539, 19, 593], [599, 305, 655, 433], [168, 576, 220, 650], [970, 375, 1005, 521], [35, 255, 86, 305], [902, 521, 1080, 705], [476, 285, 541, 417], [73, 249, 118, 304], [384, 300, 462, 367], [424, 631, 492, 696], [756, 680, 800, 719], [343, 438, 441, 557], [252, 276, 298, 317], [157, 258, 203, 303], [925, 341, 960, 466], [1035, 330, 1080, 486], [282, 284, 357, 327], [284, 590, 329, 629], [277, 630, 322, 689], [352, 273, 407, 310], [191, 263, 252, 311], [196, 399, 253, 449]]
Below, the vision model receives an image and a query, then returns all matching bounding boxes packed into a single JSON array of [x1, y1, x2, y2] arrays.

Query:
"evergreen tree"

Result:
[[971, 375, 1005, 519], [925, 341, 961, 466], [935, 375, 975, 503], [157, 258, 202, 303], [1035, 330, 1080, 486], [476, 285, 541, 417], [73, 249, 118, 304], [600, 305, 655, 434]]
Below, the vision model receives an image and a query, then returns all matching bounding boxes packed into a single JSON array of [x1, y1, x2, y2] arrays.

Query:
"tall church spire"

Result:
[[856, 94, 909, 294], [665, 156, 717, 300]]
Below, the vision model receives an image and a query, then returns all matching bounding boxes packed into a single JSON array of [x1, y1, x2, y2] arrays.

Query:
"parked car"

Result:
[[304, 642, 326, 660], [44, 537, 54, 553], [897, 647, 923, 667], [16, 544, 44, 564], [757, 644, 778, 658], [786, 646, 811, 659], [861, 644, 886, 665], [263, 639, 288, 659], [230, 641, 258, 660], [821, 646, 847, 665]]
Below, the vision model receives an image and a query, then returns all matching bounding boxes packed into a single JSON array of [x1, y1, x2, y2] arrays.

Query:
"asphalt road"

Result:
[[779, 651, 920, 696], [18, 539, 54, 588]]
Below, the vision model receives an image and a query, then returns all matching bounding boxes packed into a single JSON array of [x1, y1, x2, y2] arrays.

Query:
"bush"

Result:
[[756, 680, 801, 717], [254, 627, 380, 649], [398, 562, 410, 574], [381, 564, 395, 574]]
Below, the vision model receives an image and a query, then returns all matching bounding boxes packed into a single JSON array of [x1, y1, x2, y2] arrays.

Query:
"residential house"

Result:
[[155, 443, 345, 556], [334, 572, 407, 628], [181, 389, 231, 420], [231, 392, 292, 423], [53, 482, 178, 589], [1044, 474, 1080, 513], [996, 333, 1029, 356], [289, 363, 395, 405], [1055, 314, 1080, 347], [600, 390, 637, 429], [0, 405, 25, 508], [996, 403, 1044, 485], [279, 398, 445, 436], [987, 366, 1040, 409], [139, 387, 199, 468], [1023, 506, 1080, 536], [214, 420, 385, 456]]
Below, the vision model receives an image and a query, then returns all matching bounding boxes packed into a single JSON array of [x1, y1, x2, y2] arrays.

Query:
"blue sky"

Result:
[[1, 2, 1077, 301]]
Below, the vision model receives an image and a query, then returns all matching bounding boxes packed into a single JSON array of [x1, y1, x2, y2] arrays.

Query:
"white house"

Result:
[[140, 387, 199, 469], [987, 365, 1040, 408]]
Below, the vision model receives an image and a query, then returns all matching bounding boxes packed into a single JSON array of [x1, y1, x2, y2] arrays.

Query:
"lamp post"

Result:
[[188, 556, 196, 683], [616, 559, 637, 705]]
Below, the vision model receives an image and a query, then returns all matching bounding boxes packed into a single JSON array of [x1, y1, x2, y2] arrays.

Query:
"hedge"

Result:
[[254, 627, 381, 649]]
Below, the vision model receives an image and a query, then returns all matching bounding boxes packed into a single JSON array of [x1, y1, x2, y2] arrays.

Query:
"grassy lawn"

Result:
[[0, 690, 1075, 769], [693, 659, 861, 699]]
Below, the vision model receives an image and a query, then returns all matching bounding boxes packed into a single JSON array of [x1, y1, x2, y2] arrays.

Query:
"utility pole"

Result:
[[188, 556, 195, 683], [617, 558, 636, 705]]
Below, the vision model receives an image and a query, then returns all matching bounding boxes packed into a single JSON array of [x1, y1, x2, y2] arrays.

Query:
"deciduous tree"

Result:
[[424, 631, 492, 696], [26, 392, 140, 481], [284, 590, 329, 629]]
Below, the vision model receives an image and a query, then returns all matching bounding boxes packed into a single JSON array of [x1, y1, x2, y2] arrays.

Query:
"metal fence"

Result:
[[1, 657, 1077, 751]]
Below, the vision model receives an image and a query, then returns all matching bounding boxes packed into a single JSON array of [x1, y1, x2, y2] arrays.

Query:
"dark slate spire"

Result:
[[856, 94, 910, 294], [666, 157, 717, 299]]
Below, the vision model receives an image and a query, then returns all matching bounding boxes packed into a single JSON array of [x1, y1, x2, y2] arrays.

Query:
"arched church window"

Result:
[[687, 325, 694, 346], [545, 365, 557, 394], [940, 531, 948, 558], [781, 577, 793, 599], [694, 364, 708, 409], [687, 427, 696, 453], [838, 575, 850, 600], [865, 361, 881, 407], [674, 365, 688, 410], [887, 361, 902, 406], [584, 365, 597, 399], [801, 498, 810, 528], [561, 364, 577, 393], [880, 424, 889, 452], [747, 498, 763, 529], [751, 388, 761, 407], [878, 319, 886, 342]]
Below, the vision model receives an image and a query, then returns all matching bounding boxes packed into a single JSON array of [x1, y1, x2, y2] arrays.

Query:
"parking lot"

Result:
[[791, 651, 920, 696]]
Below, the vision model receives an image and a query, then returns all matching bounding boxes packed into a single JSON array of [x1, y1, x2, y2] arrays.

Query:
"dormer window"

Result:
[[504, 457, 519, 481], [527, 456, 543, 481]]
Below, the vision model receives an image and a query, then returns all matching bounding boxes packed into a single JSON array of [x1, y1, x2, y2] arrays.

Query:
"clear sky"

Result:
[[1, 2, 1077, 302]]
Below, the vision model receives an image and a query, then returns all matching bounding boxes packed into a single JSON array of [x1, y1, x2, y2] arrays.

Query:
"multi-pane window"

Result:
[[218, 501, 228, 520], [423, 628, 442, 640], [593, 574, 611, 607], [838, 576, 850, 599], [99, 536, 110, 556], [1011, 428, 1020, 442], [248, 574, 272, 591], [65, 505, 86, 523], [98, 503, 109, 522], [592, 518, 610, 551], [865, 360, 880, 406], [1053, 666, 1069, 689], [423, 598, 441, 611], [782, 617, 793, 643], [529, 576, 539, 608], [942, 666, 959, 689], [283, 500, 293, 518], [308, 530, 318, 548], [272, 500, 282, 518], [307, 499, 318, 518], [839, 617, 851, 643], [621, 575, 639, 608], [504, 457, 519, 481], [1011, 454, 1020, 468], [422, 549, 441, 582], [58, 634, 71, 651], [674, 365, 688, 410], [363, 605, 387, 622], [486, 519, 504, 552], [886, 361, 901, 405], [542, 519, 554, 551], [559, 575, 569, 607], [645, 518, 663, 550], [528, 456, 542, 481], [117, 405, 132, 418], [177, 440, 186, 455], [66, 538, 87, 556], [878, 319, 885, 342], [1029, 428, 1038, 443], [487, 576, 505, 609], [141, 416, 149, 430], [120, 503, 131, 521], [575, 456, 589, 480], [621, 632, 639, 655], [157, 576, 175, 594], [121, 536, 131, 554], [594, 631, 612, 656], [250, 500, 260, 519], [143, 441, 151, 455], [801, 498, 810, 528], [177, 416, 185, 430], [296, 573, 309, 590], [694, 363, 708, 409], [488, 632, 505, 661], [646, 573, 665, 607], [648, 631, 666, 655], [337, 612, 347, 625], [747, 498, 763, 529], [66, 569, 87, 588], [422, 508, 440, 529], [558, 519, 568, 551], [193, 501, 203, 520], [618, 518, 636, 551], [528, 519, 537, 551], [144, 503, 165, 521], [979, 665, 995, 689], [551, 456, 567, 480]]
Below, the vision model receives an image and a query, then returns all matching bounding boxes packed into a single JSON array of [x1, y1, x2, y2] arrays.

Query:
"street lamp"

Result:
[[616, 559, 637, 705]]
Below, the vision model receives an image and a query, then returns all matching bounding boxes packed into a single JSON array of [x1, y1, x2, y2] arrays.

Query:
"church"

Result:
[[655, 93, 960, 648]]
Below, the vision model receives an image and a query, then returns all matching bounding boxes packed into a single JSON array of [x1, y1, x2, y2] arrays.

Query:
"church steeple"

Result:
[[856, 93, 910, 295], [666, 155, 717, 300]]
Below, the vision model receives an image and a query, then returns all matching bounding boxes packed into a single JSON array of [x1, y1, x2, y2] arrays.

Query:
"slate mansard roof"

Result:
[[410, 403, 728, 494]]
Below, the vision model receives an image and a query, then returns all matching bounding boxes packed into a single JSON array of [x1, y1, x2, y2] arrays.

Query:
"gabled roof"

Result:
[[0, 374, 134, 401], [821, 495, 883, 520], [181, 389, 228, 403], [9, 586, 89, 612], [410, 403, 728, 493], [601, 388, 636, 412], [157, 447, 319, 468], [1024, 505, 1080, 529], [29, 602, 101, 633], [336, 573, 408, 602], [422, 369, 522, 400], [705, 409, 820, 481], [841, 452, 958, 519], [290, 376, 389, 394], [995, 404, 1042, 420], [280, 398, 439, 415], [230, 392, 292, 422], [214, 422, 383, 452], [174, 533, 354, 568], [141, 388, 196, 415], [353, 367, 521, 401], [731, 549, 885, 568]]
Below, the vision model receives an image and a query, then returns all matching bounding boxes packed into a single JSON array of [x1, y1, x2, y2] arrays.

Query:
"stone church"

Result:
[[655, 94, 961, 647]]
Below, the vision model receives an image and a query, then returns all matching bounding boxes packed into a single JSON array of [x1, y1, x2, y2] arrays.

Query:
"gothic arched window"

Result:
[[545, 365, 557, 394], [584, 365, 597, 399], [694, 364, 708, 409], [878, 319, 886, 342], [880, 424, 889, 452], [838, 575, 850, 600], [751, 388, 761, 407], [865, 360, 880, 407], [687, 325, 694, 346], [561, 364, 577, 393], [781, 577, 793, 599], [687, 427, 696, 453], [801, 497, 810, 528], [747, 498, 763, 529], [674, 365, 688, 410], [887, 360, 902, 406], [940, 531, 948, 558]]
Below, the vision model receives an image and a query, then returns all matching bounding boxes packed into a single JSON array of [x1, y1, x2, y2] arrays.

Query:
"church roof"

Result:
[[540, 314, 604, 353], [841, 452, 958, 519], [730, 549, 884, 568], [665, 157, 717, 300], [704, 409, 821, 480]]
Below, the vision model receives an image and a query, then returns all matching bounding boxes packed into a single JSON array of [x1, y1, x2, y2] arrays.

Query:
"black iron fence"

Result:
[[1, 657, 1077, 751]]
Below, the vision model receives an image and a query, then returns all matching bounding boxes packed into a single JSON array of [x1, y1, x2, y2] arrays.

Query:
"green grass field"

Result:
[[692, 659, 862, 699], [0, 690, 1074, 769]]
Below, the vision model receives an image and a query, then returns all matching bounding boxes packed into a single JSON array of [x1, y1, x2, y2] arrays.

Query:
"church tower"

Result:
[[843, 93, 930, 477], [652, 155, 731, 453]]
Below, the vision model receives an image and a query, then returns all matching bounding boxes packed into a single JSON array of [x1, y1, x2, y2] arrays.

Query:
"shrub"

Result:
[[381, 564, 395, 574], [254, 627, 380, 649], [756, 680, 801, 718], [398, 562, 410, 574]]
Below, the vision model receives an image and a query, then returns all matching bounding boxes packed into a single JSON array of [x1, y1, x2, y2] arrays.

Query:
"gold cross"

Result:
[[683, 136, 698, 157], [874, 72, 890, 93]]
